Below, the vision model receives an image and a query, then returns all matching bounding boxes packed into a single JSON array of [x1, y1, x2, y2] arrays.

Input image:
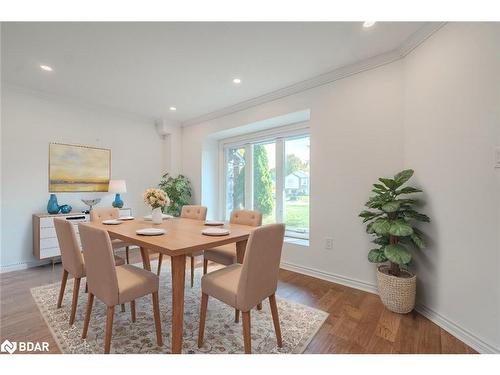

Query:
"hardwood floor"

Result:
[[0, 248, 476, 354]]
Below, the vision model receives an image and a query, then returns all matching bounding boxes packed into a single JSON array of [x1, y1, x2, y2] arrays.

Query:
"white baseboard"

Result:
[[280, 260, 499, 354], [280, 261, 378, 295], [415, 304, 499, 354], [0, 259, 53, 274]]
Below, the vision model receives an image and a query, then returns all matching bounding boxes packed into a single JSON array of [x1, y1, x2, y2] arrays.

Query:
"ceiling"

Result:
[[2, 22, 429, 124]]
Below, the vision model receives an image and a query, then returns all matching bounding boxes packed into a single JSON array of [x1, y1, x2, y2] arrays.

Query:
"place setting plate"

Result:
[[201, 227, 230, 236], [204, 221, 225, 226], [118, 216, 135, 221], [102, 219, 123, 225], [143, 214, 174, 221], [136, 228, 166, 236]]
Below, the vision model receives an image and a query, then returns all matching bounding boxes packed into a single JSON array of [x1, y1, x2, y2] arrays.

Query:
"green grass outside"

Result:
[[262, 196, 309, 230]]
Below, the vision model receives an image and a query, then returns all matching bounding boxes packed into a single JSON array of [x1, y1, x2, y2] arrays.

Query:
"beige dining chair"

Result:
[[198, 223, 285, 354], [157, 205, 208, 288], [203, 209, 262, 273], [90, 208, 132, 264], [54, 218, 126, 326], [78, 223, 163, 354]]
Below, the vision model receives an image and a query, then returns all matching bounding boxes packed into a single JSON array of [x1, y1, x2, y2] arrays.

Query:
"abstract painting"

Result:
[[49, 143, 111, 192]]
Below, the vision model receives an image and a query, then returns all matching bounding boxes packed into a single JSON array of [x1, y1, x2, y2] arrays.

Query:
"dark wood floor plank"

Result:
[[0, 247, 476, 354]]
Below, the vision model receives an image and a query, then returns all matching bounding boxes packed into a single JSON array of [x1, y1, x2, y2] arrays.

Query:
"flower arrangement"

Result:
[[143, 188, 169, 209]]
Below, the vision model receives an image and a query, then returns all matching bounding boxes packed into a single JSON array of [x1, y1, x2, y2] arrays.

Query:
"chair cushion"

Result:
[[116, 264, 159, 304], [201, 264, 241, 308], [113, 255, 126, 266], [204, 244, 237, 266]]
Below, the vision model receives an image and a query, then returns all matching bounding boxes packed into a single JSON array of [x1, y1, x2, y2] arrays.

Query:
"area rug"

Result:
[[31, 261, 328, 354]]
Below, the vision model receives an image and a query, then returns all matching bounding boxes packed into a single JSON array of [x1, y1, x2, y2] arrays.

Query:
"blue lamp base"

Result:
[[112, 193, 124, 208]]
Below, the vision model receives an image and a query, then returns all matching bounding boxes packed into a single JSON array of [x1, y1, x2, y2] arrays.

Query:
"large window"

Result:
[[223, 128, 310, 239]]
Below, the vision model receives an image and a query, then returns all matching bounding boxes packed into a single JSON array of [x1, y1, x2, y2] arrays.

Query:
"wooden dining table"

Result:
[[85, 216, 254, 353]]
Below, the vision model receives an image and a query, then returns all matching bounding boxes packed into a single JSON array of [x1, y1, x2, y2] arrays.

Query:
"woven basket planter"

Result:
[[376, 265, 416, 314]]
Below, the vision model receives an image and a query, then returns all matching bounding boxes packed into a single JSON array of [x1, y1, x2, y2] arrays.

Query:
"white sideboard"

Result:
[[33, 208, 132, 260]]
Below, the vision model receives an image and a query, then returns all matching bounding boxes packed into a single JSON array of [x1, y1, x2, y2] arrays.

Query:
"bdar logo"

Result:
[[1, 339, 17, 354]]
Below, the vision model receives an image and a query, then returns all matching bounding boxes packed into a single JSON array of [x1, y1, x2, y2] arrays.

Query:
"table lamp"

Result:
[[108, 180, 127, 208]]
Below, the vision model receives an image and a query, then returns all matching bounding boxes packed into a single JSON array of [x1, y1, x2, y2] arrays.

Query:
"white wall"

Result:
[[0, 85, 164, 270], [403, 23, 500, 352], [182, 60, 404, 289]]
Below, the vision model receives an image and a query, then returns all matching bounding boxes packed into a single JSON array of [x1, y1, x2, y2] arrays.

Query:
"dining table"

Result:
[[85, 216, 255, 353]]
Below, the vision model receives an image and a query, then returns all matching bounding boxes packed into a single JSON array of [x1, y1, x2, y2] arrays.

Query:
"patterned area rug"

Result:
[[31, 261, 328, 354]]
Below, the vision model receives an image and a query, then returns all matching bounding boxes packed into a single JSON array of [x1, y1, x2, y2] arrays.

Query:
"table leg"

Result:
[[171, 254, 186, 354], [236, 239, 248, 264], [139, 247, 151, 271]]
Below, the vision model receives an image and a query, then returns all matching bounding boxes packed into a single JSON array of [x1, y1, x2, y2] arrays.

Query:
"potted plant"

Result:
[[359, 169, 430, 313], [158, 173, 192, 217]]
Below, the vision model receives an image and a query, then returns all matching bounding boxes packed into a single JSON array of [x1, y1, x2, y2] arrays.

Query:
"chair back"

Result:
[[230, 209, 262, 227], [54, 218, 85, 278], [78, 223, 120, 306], [90, 207, 119, 222], [180, 205, 207, 220], [236, 223, 285, 311]]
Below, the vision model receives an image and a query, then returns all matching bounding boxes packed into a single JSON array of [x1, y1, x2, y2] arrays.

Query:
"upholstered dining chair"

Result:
[[157, 205, 208, 288], [78, 223, 163, 354], [198, 223, 285, 354], [90, 208, 132, 264], [54, 218, 126, 326]]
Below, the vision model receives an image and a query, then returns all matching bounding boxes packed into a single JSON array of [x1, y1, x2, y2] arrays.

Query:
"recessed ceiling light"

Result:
[[39, 64, 53, 72], [363, 21, 376, 28], [169, 106, 177, 111], [232, 78, 242, 84]]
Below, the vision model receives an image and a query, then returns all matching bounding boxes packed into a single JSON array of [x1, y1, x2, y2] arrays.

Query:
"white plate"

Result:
[[204, 221, 225, 226], [136, 228, 166, 236], [118, 216, 135, 221], [102, 219, 123, 225], [202, 228, 230, 236], [143, 214, 174, 221]]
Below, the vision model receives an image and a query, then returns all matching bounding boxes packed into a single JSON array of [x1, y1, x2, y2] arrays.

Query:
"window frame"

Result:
[[219, 123, 310, 239]]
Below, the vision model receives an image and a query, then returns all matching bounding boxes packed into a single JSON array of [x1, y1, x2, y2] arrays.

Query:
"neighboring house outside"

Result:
[[285, 170, 309, 196]]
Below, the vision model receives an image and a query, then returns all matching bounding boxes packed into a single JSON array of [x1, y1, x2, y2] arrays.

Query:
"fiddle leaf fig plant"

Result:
[[359, 169, 430, 277], [158, 173, 192, 217]]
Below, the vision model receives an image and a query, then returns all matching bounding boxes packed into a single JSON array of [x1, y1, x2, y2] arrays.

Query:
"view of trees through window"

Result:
[[224, 133, 310, 239]]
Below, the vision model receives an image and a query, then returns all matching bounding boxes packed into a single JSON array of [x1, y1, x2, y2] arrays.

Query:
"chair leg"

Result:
[[57, 269, 69, 308], [104, 306, 115, 354], [82, 292, 94, 339], [157, 253, 163, 276], [242, 311, 252, 354], [235, 309, 240, 323], [203, 259, 208, 275], [198, 293, 209, 348], [257, 302, 262, 310], [269, 294, 283, 347], [69, 277, 81, 326], [190, 255, 195, 288], [152, 292, 163, 346], [126, 246, 130, 264], [121, 304, 126, 312], [130, 300, 136, 322]]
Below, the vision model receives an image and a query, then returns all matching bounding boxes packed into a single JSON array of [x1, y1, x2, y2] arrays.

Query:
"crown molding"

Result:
[[182, 22, 447, 127]]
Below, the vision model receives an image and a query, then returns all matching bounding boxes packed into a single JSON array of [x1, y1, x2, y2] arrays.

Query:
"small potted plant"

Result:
[[143, 188, 169, 224], [359, 169, 430, 313], [158, 173, 192, 217]]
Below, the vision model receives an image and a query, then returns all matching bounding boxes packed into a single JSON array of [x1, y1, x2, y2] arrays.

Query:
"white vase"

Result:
[[151, 207, 163, 224]]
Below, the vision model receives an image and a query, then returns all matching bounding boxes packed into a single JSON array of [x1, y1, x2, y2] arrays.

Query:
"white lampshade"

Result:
[[108, 180, 127, 193]]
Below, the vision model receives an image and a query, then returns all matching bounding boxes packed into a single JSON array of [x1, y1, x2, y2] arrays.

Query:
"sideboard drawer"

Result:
[[40, 227, 57, 239], [40, 237, 59, 249]]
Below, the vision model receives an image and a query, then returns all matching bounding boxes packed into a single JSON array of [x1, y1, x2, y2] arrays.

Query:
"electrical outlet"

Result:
[[325, 238, 334, 250]]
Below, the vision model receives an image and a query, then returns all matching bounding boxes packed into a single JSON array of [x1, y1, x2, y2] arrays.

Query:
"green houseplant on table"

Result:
[[359, 169, 430, 313], [158, 173, 192, 217]]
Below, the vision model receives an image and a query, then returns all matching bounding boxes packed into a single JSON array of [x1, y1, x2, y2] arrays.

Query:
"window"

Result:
[[222, 127, 310, 239]]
